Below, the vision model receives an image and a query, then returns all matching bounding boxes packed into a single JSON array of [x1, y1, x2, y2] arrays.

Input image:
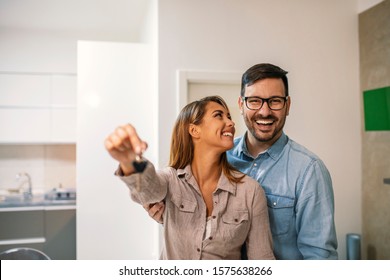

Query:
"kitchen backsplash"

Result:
[[0, 144, 76, 193]]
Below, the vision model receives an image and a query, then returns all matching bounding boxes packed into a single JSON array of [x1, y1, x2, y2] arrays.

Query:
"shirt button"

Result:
[[273, 202, 277, 206], [254, 163, 257, 166], [209, 236, 213, 240], [234, 218, 238, 222], [197, 248, 200, 252], [180, 204, 184, 208], [212, 216, 216, 219]]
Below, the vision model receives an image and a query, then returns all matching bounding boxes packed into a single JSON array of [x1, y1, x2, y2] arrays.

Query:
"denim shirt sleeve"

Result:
[[295, 158, 338, 259]]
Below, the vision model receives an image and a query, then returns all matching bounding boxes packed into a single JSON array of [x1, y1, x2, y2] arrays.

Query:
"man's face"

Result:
[[239, 78, 290, 148]]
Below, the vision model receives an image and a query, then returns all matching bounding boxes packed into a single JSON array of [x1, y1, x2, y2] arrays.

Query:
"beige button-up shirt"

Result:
[[117, 161, 275, 260]]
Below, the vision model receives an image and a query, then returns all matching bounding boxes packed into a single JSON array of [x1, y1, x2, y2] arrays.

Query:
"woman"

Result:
[[105, 96, 274, 260]]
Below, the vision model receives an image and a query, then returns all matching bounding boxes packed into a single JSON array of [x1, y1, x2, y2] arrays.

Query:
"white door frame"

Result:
[[176, 70, 242, 114]]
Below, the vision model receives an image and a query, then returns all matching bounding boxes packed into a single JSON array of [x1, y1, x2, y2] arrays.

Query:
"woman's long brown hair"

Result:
[[169, 95, 244, 184]]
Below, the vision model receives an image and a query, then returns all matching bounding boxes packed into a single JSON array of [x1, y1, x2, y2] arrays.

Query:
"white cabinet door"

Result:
[[50, 74, 77, 143], [0, 108, 51, 143], [50, 108, 77, 143], [0, 74, 51, 107], [51, 75, 77, 106], [0, 73, 77, 143], [0, 73, 51, 143], [77, 41, 158, 260]]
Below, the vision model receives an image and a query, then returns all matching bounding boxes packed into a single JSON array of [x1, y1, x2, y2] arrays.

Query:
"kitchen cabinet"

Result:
[[0, 210, 45, 252], [0, 72, 77, 143], [44, 208, 76, 260], [0, 206, 76, 260]]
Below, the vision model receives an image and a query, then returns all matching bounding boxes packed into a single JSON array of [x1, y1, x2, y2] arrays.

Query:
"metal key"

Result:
[[132, 155, 147, 173]]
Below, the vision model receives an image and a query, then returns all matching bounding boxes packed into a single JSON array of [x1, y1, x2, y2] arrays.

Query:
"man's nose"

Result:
[[257, 100, 272, 115]]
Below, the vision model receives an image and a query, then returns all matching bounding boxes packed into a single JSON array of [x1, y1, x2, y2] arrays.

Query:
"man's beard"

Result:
[[244, 115, 286, 143]]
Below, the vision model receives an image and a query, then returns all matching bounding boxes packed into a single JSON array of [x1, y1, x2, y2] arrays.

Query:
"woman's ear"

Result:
[[189, 124, 200, 138]]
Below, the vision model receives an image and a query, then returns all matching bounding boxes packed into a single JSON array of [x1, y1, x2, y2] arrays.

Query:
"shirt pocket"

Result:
[[170, 194, 197, 213], [167, 194, 198, 247], [266, 194, 294, 236], [221, 210, 250, 240]]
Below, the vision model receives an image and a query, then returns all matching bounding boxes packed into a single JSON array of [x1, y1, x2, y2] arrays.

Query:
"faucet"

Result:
[[16, 172, 32, 200]]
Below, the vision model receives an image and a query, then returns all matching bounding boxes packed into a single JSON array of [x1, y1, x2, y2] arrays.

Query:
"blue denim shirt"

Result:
[[227, 132, 338, 259]]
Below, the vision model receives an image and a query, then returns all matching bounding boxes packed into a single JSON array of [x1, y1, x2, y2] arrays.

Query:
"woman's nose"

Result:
[[227, 118, 235, 127]]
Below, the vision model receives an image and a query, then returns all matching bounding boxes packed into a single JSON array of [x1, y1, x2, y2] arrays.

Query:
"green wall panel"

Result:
[[363, 86, 390, 131]]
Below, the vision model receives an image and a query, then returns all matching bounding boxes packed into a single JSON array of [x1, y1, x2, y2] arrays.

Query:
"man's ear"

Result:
[[238, 96, 244, 114], [189, 124, 200, 138], [286, 96, 291, 116]]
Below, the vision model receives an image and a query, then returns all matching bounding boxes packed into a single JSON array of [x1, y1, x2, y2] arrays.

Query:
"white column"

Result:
[[77, 41, 159, 259]]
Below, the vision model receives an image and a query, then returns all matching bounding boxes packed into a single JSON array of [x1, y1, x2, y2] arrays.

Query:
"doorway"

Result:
[[177, 70, 246, 137]]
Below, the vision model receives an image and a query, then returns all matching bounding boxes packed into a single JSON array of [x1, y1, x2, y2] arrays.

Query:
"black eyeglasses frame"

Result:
[[242, 96, 289, 111]]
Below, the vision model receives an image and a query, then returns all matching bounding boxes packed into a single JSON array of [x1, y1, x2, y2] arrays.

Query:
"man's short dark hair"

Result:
[[241, 63, 289, 97]]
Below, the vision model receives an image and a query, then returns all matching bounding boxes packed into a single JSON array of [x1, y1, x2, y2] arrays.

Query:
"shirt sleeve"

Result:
[[295, 159, 338, 259], [115, 160, 168, 205], [246, 182, 275, 260]]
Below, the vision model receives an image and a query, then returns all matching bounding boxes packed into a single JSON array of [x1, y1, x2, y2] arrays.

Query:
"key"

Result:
[[132, 155, 147, 192], [132, 155, 147, 173]]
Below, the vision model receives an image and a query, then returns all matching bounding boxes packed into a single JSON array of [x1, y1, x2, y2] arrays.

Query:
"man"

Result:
[[147, 63, 338, 259]]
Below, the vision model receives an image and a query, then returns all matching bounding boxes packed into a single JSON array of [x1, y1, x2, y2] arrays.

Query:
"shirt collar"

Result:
[[235, 131, 288, 160], [177, 164, 236, 195], [266, 132, 288, 160]]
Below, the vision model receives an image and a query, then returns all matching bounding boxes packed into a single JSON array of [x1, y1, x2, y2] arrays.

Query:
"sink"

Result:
[[0, 193, 25, 203], [0, 193, 44, 206], [0, 192, 75, 208]]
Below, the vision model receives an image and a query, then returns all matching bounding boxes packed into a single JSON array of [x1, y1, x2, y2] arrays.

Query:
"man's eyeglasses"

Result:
[[242, 96, 289, 111]]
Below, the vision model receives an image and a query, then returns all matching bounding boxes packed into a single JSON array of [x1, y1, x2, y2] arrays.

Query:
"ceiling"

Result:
[[0, 0, 150, 38]]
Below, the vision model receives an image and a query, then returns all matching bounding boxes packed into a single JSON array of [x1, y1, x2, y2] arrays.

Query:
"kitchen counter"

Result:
[[0, 195, 76, 211]]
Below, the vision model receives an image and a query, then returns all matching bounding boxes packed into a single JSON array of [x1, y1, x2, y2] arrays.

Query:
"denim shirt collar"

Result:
[[177, 164, 236, 195], [235, 131, 289, 161]]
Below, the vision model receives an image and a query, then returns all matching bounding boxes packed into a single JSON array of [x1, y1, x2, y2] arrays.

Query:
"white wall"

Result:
[[0, 28, 143, 74], [0, 0, 151, 73], [158, 0, 362, 259], [0, 29, 77, 73], [358, 0, 384, 13]]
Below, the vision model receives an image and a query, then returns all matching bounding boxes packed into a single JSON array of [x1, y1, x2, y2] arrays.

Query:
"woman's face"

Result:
[[194, 101, 236, 152]]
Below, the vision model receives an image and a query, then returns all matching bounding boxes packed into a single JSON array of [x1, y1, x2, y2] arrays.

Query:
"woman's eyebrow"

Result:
[[212, 109, 224, 114]]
